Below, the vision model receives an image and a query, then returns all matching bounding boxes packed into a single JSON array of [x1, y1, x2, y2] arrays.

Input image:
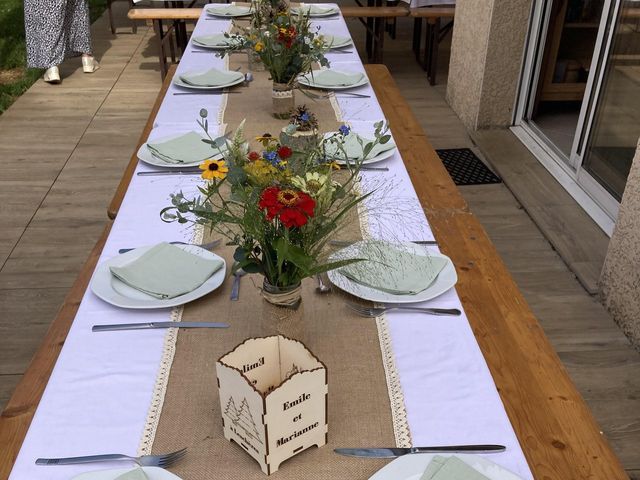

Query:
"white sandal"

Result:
[[82, 55, 100, 73], [43, 66, 61, 84]]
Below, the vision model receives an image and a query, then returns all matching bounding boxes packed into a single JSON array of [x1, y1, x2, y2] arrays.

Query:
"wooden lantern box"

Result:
[[216, 335, 328, 475]]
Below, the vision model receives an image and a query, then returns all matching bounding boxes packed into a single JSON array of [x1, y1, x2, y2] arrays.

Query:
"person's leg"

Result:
[[24, 0, 67, 82], [65, 0, 99, 72]]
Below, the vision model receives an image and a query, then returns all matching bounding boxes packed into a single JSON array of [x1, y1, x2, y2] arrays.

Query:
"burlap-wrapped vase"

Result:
[[272, 82, 295, 119], [260, 279, 306, 342]]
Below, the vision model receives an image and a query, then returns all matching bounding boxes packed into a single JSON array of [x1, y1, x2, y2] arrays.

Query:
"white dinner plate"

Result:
[[323, 132, 397, 165], [191, 37, 234, 50], [369, 454, 523, 480], [324, 35, 353, 49], [297, 70, 370, 90], [291, 4, 340, 16], [204, 4, 252, 17], [72, 467, 182, 480], [327, 242, 457, 304], [90, 245, 227, 309], [137, 132, 227, 168], [172, 71, 245, 90]]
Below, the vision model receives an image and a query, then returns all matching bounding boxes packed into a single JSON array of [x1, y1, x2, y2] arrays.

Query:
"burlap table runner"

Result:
[[141, 37, 410, 479]]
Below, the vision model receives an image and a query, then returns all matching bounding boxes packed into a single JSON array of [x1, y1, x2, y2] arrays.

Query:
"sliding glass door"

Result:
[[516, 0, 640, 220]]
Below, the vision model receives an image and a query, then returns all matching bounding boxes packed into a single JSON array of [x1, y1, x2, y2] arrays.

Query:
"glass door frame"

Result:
[[512, 0, 623, 233]]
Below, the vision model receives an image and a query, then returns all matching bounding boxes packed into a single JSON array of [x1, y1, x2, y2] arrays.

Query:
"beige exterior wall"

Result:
[[600, 142, 640, 348], [447, 0, 533, 130]]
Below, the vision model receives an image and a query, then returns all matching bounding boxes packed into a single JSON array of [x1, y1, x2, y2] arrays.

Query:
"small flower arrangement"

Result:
[[288, 105, 318, 132], [161, 111, 391, 305]]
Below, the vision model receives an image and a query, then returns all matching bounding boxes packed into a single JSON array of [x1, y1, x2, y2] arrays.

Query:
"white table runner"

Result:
[[9, 7, 531, 480]]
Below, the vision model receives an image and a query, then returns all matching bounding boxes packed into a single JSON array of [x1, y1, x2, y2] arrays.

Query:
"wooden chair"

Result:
[[410, 6, 455, 85]]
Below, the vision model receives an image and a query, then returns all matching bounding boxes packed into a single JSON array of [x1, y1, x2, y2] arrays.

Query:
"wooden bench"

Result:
[[0, 63, 630, 480], [410, 6, 455, 85]]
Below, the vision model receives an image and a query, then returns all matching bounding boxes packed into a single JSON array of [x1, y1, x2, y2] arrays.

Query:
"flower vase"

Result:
[[279, 128, 319, 153], [261, 279, 306, 341], [272, 83, 295, 120], [247, 49, 265, 72]]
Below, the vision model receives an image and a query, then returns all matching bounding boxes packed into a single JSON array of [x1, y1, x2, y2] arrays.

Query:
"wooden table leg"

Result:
[[412, 17, 422, 61], [425, 17, 440, 85], [373, 17, 386, 63], [107, 0, 116, 34], [365, 0, 375, 60], [153, 19, 168, 80], [129, 0, 137, 34]]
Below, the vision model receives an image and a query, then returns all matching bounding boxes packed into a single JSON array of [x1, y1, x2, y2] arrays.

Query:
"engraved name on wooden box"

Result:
[[216, 335, 328, 475]]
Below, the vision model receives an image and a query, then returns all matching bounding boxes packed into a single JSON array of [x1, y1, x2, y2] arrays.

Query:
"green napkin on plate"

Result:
[[339, 240, 447, 295], [421, 456, 490, 480], [304, 70, 365, 88], [179, 68, 243, 87], [192, 33, 232, 48], [206, 4, 251, 16], [292, 4, 337, 15], [110, 243, 224, 299], [322, 34, 352, 49], [325, 132, 396, 161], [147, 131, 221, 164]]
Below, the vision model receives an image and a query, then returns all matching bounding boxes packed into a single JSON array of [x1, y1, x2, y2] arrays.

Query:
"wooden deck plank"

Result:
[[366, 63, 629, 480]]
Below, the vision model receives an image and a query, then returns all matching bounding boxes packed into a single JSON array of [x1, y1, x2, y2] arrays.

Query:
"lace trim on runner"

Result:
[[357, 188, 412, 448], [137, 224, 204, 455]]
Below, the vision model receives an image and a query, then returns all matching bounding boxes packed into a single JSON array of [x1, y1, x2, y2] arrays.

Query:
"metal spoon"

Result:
[[230, 268, 246, 301], [316, 274, 331, 294]]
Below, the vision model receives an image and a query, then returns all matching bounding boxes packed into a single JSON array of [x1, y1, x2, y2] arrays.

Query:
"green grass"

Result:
[[0, 0, 107, 114]]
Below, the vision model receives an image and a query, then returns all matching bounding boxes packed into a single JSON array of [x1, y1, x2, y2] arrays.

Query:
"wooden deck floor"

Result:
[[0, 6, 638, 479]]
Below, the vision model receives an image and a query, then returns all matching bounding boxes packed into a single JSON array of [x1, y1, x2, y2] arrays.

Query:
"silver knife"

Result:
[[335, 445, 506, 458], [330, 240, 438, 247], [92, 322, 229, 332], [137, 170, 201, 176]]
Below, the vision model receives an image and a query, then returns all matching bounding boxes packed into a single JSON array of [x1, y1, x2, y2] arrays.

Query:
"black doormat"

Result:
[[435, 148, 502, 186]]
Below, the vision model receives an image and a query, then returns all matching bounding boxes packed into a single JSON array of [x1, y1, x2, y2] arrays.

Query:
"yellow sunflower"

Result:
[[199, 159, 229, 180], [254, 41, 264, 52]]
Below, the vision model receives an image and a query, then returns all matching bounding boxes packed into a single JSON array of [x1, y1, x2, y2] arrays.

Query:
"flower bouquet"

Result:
[[161, 111, 391, 310], [223, 12, 329, 118]]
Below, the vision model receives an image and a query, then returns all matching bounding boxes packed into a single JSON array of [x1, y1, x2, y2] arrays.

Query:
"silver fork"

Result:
[[346, 301, 461, 317], [35, 447, 187, 467]]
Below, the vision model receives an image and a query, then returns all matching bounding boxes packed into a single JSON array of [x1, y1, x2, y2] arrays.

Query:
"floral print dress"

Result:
[[24, 0, 92, 69]]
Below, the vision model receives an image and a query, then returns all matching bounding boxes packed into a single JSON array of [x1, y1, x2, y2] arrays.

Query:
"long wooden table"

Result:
[[0, 64, 629, 480]]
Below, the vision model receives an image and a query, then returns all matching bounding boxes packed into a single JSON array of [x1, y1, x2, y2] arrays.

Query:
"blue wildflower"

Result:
[[339, 125, 350, 136], [263, 150, 278, 164], [300, 112, 310, 122]]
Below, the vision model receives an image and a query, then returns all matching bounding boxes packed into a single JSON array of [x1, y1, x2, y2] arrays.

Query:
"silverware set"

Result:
[[93, 322, 229, 332], [118, 239, 221, 254]]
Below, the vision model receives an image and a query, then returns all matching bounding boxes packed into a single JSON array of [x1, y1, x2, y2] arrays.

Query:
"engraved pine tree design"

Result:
[[223, 397, 239, 422], [226, 396, 263, 444], [284, 364, 300, 380]]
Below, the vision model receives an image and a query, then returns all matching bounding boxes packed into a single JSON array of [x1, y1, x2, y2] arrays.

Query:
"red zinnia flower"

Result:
[[277, 146, 293, 159], [248, 151, 260, 161], [258, 186, 315, 228]]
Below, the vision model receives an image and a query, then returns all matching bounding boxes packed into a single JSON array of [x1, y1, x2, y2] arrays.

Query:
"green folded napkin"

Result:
[[110, 243, 224, 299], [179, 68, 243, 87], [339, 240, 447, 295], [192, 33, 232, 48], [147, 131, 221, 164], [323, 34, 352, 49], [115, 467, 149, 480], [304, 70, 366, 88], [325, 132, 396, 161], [421, 456, 490, 480], [206, 4, 251, 16], [292, 4, 337, 15]]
